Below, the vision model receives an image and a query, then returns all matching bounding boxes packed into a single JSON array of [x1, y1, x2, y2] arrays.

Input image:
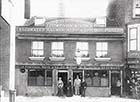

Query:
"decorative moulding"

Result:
[[94, 57, 111, 61], [29, 56, 45, 61], [74, 57, 91, 61], [49, 57, 65, 61]]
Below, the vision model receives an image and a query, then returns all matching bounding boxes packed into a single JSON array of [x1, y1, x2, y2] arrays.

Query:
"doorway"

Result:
[[111, 71, 121, 96], [73, 71, 83, 95], [58, 71, 68, 95]]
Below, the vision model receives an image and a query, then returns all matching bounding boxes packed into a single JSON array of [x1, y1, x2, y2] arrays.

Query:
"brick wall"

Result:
[[125, 0, 140, 24], [107, 0, 140, 26], [16, 39, 124, 64], [0, 17, 10, 96]]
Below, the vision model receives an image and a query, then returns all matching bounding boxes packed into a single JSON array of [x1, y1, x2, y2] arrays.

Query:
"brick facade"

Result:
[[0, 16, 10, 96]]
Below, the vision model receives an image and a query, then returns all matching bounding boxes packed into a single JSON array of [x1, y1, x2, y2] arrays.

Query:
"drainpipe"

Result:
[[9, 1, 16, 102]]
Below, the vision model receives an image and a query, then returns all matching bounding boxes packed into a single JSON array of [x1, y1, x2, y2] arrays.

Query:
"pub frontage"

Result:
[[15, 17, 125, 97]]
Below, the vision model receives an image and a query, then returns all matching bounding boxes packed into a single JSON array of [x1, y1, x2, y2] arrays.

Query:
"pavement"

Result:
[[1, 95, 140, 102]]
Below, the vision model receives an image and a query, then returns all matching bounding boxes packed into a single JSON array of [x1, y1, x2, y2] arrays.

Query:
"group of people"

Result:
[[124, 77, 140, 99], [57, 75, 87, 97]]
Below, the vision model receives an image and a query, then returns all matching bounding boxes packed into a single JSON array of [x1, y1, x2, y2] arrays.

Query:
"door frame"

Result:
[[55, 70, 69, 95], [110, 70, 122, 96]]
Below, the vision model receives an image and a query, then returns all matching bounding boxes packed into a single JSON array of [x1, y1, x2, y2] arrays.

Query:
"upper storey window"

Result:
[[133, 0, 140, 18], [51, 42, 64, 57], [96, 42, 108, 58], [31, 41, 44, 57], [76, 42, 89, 57], [129, 28, 138, 51], [128, 24, 140, 52]]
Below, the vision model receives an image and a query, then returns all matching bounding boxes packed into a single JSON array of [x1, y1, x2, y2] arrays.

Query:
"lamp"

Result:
[[75, 49, 82, 67]]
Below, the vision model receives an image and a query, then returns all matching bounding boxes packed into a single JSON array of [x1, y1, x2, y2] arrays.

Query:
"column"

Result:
[[109, 70, 111, 96], [120, 70, 123, 96]]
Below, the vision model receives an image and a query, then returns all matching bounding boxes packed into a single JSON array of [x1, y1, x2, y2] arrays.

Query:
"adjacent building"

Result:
[[107, 0, 140, 96], [0, 0, 10, 96], [15, 17, 125, 97]]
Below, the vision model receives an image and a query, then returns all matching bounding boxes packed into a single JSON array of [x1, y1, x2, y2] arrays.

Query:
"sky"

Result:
[[2, 0, 111, 25], [30, 0, 110, 18]]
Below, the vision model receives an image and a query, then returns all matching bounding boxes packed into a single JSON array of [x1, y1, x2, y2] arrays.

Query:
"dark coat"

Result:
[[81, 81, 87, 97], [66, 82, 73, 97]]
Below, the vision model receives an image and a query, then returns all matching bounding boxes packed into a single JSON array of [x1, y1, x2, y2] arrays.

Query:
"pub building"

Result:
[[15, 17, 125, 97]]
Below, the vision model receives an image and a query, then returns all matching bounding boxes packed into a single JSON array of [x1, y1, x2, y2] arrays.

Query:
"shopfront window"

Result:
[[96, 42, 108, 58], [45, 70, 53, 86], [31, 41, 44, 57], [51, 42, 64, 57], [84, 70, 109, 87], [28, 69, 52, 86], [76, 42, 89, 57]]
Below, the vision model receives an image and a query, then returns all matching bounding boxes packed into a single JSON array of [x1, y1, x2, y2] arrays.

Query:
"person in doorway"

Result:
[[116, 79, 121, 96], [66, 78, 73, 97], [81, 79, 87, 97], [57, 77, 64, 97], [74, 75, 81, 95]]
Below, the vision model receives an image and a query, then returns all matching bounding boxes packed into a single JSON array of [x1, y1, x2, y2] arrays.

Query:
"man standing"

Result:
[[74, 75, 81, 95], [81, 79, 87, 97], [66, 78, 73, 97]]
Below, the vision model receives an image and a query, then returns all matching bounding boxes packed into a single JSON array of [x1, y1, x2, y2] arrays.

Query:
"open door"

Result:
[[58, 71, 68, 95]]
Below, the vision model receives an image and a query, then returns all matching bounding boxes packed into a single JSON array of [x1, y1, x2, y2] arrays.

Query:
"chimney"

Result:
[[24, 0, 30, 19], [58, 0, 65, 18]]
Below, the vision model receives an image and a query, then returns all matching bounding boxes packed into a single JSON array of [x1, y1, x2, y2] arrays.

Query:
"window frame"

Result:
[[129, 27, 138, 51], [96, 42, 108, 58], [84, 70, 109, 87], [31, 41, 44, 57], [28, 69, 53, 86], [76, 42, 89, 57], [133, 0, 140, 18], [51, 42, 64, 57]]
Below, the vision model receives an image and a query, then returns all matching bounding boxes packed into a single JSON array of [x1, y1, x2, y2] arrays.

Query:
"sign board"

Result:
[[128, 52, 140, 58], [16, 19, 124, 34]]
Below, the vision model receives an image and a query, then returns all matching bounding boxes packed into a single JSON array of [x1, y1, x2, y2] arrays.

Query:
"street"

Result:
[[1, 96, 140, 102]]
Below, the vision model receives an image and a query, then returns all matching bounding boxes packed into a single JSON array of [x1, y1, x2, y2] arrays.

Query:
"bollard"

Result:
[[9, 90, 16, 102]]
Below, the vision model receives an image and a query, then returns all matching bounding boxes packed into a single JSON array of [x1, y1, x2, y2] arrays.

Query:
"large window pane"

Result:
[[76, 42, 88, 57], [45, 70, 52, 86], [96, 42, 108, 58], [130, 40, 137, 51], [135, 0, 140, 15], [130, 28, 137, 39], [85, 70, 109, 87], [32, 41, 44, 57], [28, 69, 37, 86], [129, 27, 138, 51], [52, 42, 64, 57], [28, 69, 52, 86]]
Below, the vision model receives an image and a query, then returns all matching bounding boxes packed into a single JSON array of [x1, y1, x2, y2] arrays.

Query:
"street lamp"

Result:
[[75, 49, 84, 80], [75, 49, 82, 66]]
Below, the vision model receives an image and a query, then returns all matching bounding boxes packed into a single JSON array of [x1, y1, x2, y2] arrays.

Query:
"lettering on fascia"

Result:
[[18, 27, 45, 32]]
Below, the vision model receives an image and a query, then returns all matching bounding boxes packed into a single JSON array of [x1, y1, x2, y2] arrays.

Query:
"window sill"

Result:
[[49, 57, 65, 61], [29, 56, 45, 61], [74, 57, 91, 61], [94, 57, 111, 61]]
